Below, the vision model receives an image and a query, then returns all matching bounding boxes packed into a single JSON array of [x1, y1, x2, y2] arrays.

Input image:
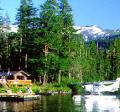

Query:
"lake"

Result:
[[0, 95, 120, 112]]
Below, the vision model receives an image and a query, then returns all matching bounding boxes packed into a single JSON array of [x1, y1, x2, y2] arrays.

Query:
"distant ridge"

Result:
[[74, 25, 120, 41]]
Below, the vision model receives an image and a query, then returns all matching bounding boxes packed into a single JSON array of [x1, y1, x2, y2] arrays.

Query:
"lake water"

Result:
[[0, 95, 120, 112]]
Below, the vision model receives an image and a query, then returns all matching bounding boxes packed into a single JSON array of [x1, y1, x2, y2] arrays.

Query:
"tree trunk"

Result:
[[38, 76, 42, 83], [80, 68, 83, 82], [68, 72, 71, 79], [25, 53, 28, 69], [58, 70, 61, 84], [19, 37, 22, 70], [43, 44, 49, 85], [43, 72, 47, 85]]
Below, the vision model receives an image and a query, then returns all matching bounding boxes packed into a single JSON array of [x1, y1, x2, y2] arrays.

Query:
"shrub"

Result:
[[32, 86, 41, 94]]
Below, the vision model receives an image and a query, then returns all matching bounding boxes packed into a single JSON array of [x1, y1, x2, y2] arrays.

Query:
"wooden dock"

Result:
[[0, 94, 40, 101]]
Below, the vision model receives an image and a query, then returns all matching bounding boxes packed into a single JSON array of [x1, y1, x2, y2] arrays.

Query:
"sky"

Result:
[[0, 0, 120, 30]]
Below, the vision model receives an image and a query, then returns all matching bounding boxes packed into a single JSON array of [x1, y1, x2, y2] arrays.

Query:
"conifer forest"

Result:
[[0, 0, 120, 84]]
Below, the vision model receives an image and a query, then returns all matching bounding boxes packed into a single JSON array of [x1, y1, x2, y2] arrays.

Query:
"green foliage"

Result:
[[75, 85, 85, 94], [11, 86, 27, 93], [0, 86, 6, 93], [40, 83, 71, 93], [16, 0, 37, 70], [31, 85, 41, 94], [0, 0, 120, 86]]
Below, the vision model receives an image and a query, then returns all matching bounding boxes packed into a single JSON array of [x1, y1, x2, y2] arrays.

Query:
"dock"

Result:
[[0, 93, 40, 101]]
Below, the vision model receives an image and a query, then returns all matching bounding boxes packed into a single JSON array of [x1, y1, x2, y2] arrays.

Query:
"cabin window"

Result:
[[17, 76, 24, 80], [7, 75, 14, 80]]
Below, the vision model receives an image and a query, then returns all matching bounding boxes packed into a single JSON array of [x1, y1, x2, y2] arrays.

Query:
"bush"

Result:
[[0, 87, 6, 93], [11, 86, 28, 93], [32, 86, 41, 94]]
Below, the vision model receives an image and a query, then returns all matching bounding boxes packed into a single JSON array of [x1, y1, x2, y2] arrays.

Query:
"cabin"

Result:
[[0, 70, 32, 85]]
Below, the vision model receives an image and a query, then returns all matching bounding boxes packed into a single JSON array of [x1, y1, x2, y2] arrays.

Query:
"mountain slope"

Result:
[[74, 25, 120, 41]]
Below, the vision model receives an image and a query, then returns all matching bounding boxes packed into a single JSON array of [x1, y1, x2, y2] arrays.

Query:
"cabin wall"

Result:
[[14, 73, 27, 80]]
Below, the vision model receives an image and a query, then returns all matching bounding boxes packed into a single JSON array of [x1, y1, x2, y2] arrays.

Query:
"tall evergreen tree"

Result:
[[32, 0, 60, 84], [0, 11, 9, 71], [16, 0, 37, 70], [109, 38, 120, 79], [104, 49, 111, 80], [57, 0, 76, 83], [2, 14, 11, 70], [114, 38, 120, 78], [68, 34, 86, 82]]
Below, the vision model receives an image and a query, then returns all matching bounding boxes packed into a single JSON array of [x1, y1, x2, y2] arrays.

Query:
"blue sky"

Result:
[[0, 0, 120, 30]]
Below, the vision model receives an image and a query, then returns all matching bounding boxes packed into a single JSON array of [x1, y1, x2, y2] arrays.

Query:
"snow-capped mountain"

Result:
[[73, 25, 120, 41], [2, 24, 120, 41]]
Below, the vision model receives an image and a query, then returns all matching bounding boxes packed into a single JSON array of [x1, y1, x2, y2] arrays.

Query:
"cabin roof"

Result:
[[0, 70, 30, 77]]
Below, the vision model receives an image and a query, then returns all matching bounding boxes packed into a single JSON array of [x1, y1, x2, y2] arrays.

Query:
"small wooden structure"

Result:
[[0, 93, 40, 101], [0, 70, 32, 85]]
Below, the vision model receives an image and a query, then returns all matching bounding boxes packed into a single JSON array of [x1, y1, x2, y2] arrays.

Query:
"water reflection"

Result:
[[0, 95, 77, 112], [73, 95, 120, 112], [0, 100, 40, 112], [0, 95, 119, 112]]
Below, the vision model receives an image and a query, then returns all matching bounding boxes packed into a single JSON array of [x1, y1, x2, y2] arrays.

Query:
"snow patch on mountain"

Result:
[[73, 25, 120, 41], [74, 25, 105, 35]]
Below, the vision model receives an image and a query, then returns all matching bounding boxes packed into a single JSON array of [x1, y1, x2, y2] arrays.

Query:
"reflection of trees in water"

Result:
[[0, 100, 40, 112], [40, 95, 80, 112], [38, 95, 63, 112], [3, 95, 119, 112], [0, 102, 7, 111]]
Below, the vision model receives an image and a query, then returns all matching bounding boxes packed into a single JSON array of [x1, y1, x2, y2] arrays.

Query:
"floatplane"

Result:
[[72, 78, 120, 104], [83, 78, 120, 94]]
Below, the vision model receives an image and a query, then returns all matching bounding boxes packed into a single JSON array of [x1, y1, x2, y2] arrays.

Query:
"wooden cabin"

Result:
[[0, 70, 32, 85]]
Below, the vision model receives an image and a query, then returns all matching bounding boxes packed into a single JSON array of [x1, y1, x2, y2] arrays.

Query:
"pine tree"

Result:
[[0, 11, 10, 71], [33, 0, 77, 84], [68, 34, 86, 82], [57, 0, 76, 83], [115, 38, 120, 78], [104, 49, 111, 80], [16, 0, 37, 70], [2, 14, 11, 70], [33, 0, 61, 84], [110, 38, 120, 79], [87, 41, 98, 81]]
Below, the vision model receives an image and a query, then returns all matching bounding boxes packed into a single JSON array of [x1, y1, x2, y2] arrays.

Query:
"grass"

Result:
[[0, 77, 82, 94], [39, 83, 71, 93], [0, 83, 71, 94]]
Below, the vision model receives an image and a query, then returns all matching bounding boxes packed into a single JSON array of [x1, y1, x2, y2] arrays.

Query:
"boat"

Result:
[[83, 78, 120, 94]]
